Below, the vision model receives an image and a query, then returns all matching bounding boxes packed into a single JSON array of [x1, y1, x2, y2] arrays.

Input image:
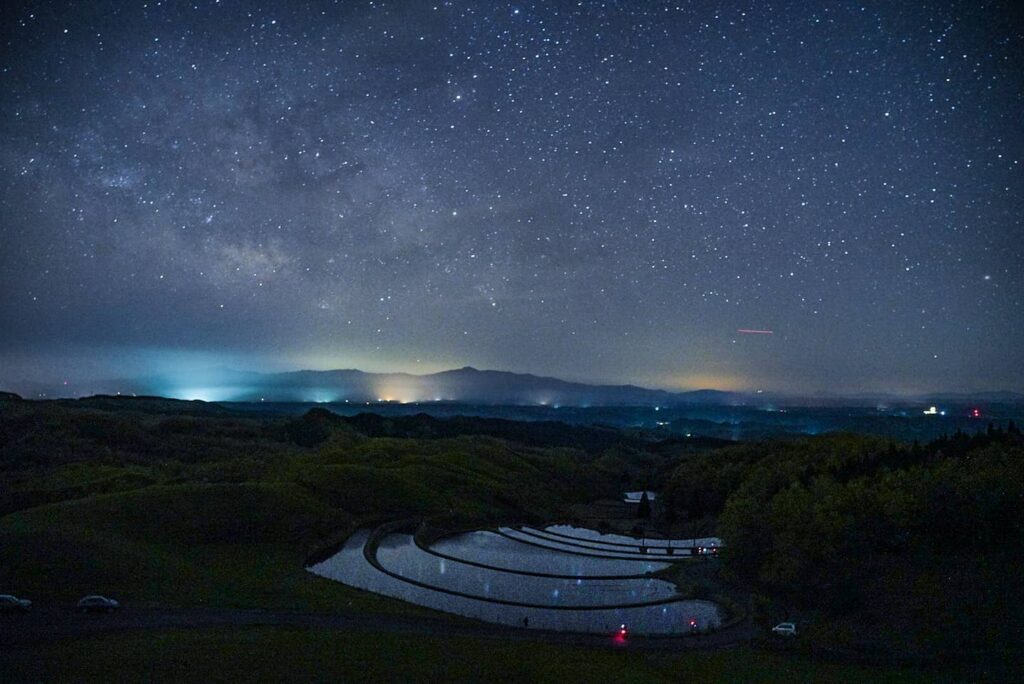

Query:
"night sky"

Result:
[[1, 1, 1021, 395]]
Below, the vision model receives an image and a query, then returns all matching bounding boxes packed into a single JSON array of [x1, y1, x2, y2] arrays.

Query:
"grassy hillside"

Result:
[[0, 396, 633, 612], [0, 482, 378, 611]]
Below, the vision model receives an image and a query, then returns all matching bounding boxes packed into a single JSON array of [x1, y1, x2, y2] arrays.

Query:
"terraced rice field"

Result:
[[308, 523, 724, 635]]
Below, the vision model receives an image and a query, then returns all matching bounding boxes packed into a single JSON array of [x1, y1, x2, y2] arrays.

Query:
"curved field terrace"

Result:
[[496, 527, 717, 560], [308, 525, 724, 635], [543, 525, 723, 551], [427, 530, 669, 577]]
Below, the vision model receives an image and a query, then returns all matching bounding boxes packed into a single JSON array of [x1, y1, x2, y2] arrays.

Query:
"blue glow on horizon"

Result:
[[167, 386, 254, 402]]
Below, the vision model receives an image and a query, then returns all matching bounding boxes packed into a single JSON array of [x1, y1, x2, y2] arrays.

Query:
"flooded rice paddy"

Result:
[[309, 523, 724, 635]]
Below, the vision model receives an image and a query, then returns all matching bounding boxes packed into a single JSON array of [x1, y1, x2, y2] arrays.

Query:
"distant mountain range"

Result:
[[3, 366, 1023, 406], [203, 366, 744, 406]]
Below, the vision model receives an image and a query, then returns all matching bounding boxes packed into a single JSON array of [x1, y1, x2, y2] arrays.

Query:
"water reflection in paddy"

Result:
[[432, 530, 668, 575], [309, 529, 723, 634], [545, 525, 723, 550], [499, 527, 690, 560], [519, 527, 693, 556], [376, 533, 675, 605]]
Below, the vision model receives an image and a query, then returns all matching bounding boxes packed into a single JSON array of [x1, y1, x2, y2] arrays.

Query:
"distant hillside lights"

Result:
[[923, 406, 946, 416], [370, 380, 420, 404], [172, 386, 250, 402], [305, 389, 343, 403]]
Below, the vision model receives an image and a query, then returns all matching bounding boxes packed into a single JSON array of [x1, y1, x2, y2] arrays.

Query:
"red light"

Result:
[[971, 408, 981, 418]]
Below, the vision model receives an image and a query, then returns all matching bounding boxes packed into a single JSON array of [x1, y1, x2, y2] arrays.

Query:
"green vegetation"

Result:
[[2, 394, 1019, 679], [663, 428, 1024, 665], [0, 482, 378, 612], [0, 627, 953, 684], [0, 396, 630, 612]]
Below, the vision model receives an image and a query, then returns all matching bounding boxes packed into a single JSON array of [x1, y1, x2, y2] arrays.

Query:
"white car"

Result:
[[77, 595, 120, 613], [0, 594, 32, 613], [771, 622, 797, 637]]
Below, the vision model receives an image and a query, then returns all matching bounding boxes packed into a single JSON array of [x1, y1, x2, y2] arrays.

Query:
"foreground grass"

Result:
[[0, 401, 625, 617], [0, 483, 437, 618], [0, 627, 958, 684]]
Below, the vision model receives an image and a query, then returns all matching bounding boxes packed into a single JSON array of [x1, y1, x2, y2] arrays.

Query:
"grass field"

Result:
[[0, 400, 625, 615], [0, 482, 448, 618], [0, 628, 960, 684]]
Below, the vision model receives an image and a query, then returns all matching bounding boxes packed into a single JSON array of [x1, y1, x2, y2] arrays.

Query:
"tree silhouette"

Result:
[[637, 491, 651, 519]]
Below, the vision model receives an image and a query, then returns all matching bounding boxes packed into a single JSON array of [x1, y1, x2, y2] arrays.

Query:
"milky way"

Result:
[[1, 1, 1021, 394]]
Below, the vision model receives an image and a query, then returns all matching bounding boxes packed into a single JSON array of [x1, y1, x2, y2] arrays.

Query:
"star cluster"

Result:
[[1, 1, 1021, 393]]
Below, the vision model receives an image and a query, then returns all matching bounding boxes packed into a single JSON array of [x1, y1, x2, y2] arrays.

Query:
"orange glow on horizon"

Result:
[[657, 373, 753, 392]]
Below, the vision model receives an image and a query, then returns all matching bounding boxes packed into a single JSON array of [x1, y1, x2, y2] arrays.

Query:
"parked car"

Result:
[[0, 594, 32, 613], [771, 622, 797, 637], [77, 595, 120, 613]]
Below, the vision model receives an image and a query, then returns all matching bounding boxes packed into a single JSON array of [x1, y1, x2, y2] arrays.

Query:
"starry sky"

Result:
[[1, 1, 1022, 396]]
